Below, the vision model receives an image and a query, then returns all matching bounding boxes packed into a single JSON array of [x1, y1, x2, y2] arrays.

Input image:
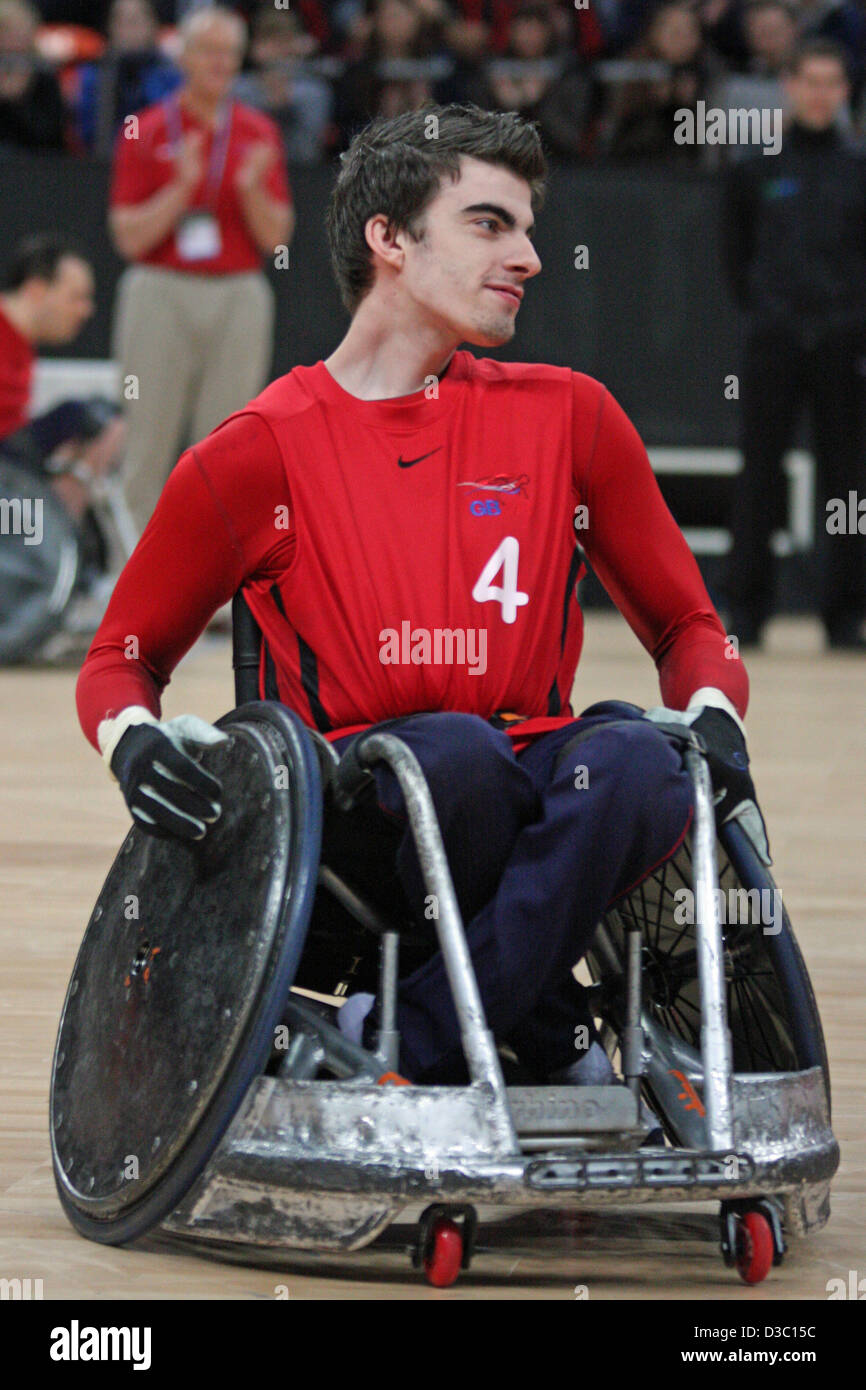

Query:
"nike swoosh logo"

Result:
[[397, 446, 443, 469]]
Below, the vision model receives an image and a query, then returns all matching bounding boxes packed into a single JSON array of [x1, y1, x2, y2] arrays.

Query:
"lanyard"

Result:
[[164, 94, 234, 208]]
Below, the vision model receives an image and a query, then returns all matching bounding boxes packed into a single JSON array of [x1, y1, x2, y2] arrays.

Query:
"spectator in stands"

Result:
[[234, 5, 333, 163], [534, 0, 589, 48], [600, 1, 719, 162], [431, 2, 515, 100], [743, 0, 798, 75], [229, 3, 337, 52], [107, 5, 293, 536], [445, 1, 515, 59], [547, 0, 607, 61], [285, 1, 334, 52], [722, 39, 866, 650], [334, 0, 451, 148], [469, 0, 596, 157], [696, 0, 748, 68], [0, 0, 65, 152], [470, 2, 567, 113], [594, 0, 667, 57], [701, 0, 866, 91], [497, 1, 606, 152], [331, 1, 374, 61], [0, 234, 124, 577], [705, 0, 799, 163], [69, 0, 181, 156], [797, 0, 865, 94]]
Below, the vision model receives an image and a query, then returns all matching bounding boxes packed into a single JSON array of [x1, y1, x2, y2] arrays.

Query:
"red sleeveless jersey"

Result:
[[76, 351, 747, 751], [241, 351, 585, 741]]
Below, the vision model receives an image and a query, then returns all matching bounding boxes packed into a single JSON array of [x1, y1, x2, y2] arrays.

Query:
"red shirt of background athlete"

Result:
[[76, 353, 749, 753], [109, 98, 292, 275], [0, 302, 34, 439]]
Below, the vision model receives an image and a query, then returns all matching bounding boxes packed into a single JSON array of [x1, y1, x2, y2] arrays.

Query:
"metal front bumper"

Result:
[[158, 1066, 838, 1254]]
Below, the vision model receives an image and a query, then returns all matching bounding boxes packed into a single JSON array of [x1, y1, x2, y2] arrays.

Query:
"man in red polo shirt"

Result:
[[108, 4, 293, 535]]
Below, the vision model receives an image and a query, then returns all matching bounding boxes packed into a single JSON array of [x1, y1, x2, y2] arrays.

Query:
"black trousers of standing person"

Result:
[[728, 324, 866, 641]]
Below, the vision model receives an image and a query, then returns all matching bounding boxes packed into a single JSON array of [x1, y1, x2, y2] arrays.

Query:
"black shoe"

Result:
[[826, 616, 866, 651]]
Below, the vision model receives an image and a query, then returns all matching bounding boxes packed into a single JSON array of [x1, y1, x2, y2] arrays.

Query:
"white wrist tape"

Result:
[[644, 687, 747, 738], [686, 687, 747, 738], [98, 706, 160, 776], [98, 708, 229, 779]]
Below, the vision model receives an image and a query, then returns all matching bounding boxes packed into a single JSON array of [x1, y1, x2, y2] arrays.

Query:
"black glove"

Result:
[[690, 707, 771, 864], [111, 723, 223, 843]]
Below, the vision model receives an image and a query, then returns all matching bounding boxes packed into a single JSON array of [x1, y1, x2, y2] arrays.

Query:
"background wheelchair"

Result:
[[0, 413, 135, 664], [49, 593, 839, 1288]]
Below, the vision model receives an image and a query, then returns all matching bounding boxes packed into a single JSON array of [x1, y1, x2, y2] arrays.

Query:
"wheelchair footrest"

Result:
[[526, 1149, 756, 1192]]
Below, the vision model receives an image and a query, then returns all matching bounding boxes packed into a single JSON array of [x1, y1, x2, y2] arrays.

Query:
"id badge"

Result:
[[176, 212, 222, 262]]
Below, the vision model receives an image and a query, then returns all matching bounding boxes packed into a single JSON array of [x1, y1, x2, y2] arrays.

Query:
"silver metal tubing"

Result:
[[684, 745, 734, 1150], [623, 927, 644, 1101], [93, 472, 141, 560], [376, 931, 400, 1073], [317, 864, 396, 937], [356, 733, 518, 1151], [282, 995, 382, 1081]]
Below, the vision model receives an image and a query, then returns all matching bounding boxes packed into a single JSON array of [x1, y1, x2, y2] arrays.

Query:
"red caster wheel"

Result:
[[735, 1210, 774, 1286], [424, 1217, 463, 1288]]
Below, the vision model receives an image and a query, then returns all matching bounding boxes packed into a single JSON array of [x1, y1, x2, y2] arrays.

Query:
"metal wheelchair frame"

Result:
[[145, 595, 839, 1283]]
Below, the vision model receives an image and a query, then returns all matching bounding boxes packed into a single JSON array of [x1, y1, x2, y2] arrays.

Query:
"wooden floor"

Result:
[[2, 613, 864, 1300]]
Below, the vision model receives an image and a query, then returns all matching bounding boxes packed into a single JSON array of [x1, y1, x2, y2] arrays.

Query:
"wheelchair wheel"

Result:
[[0, 458, 79, 662], [585, 819, 831, 1149], [50, 704, 322, 1245]]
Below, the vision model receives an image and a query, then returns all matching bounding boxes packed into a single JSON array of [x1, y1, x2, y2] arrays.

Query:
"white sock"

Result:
[[337, 992, 375, 1045], [549, 1040, 615, 1086]]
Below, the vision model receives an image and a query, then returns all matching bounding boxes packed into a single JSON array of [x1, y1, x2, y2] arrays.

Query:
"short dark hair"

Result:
[[326, 103, 547, 315], [1, 233, 86, 292], [786, 36, 850, 78]]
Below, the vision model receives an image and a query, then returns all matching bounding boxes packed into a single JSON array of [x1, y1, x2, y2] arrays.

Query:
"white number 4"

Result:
[[472, 536, 528, 624]]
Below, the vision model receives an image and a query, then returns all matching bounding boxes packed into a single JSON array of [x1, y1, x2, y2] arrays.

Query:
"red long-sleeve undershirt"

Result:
[[76, 384, 747, 751]]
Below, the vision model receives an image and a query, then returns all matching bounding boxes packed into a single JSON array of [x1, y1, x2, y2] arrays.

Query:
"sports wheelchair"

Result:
[[49, 593, 839, 1287], [0, 417, 135, 663]]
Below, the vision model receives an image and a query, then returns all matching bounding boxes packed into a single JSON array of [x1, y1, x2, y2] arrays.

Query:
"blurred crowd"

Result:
[[1, 0, 865, 165], [1, 3, 863, 655]]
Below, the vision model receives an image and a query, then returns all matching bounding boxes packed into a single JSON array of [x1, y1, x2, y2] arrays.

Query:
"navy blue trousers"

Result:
[[332, 707, 693, 1082]]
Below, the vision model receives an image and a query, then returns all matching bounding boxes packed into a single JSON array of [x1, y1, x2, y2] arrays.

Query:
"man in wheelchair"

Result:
[[76, 102, 769, 1089], [0, 234, 127, 660]]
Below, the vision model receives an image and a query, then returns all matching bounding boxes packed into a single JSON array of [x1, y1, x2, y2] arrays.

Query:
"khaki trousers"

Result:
[[112, 265, 274, 534]]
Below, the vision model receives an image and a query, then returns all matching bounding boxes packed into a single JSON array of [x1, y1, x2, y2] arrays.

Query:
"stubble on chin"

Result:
[[472, 309, 517, 347]]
